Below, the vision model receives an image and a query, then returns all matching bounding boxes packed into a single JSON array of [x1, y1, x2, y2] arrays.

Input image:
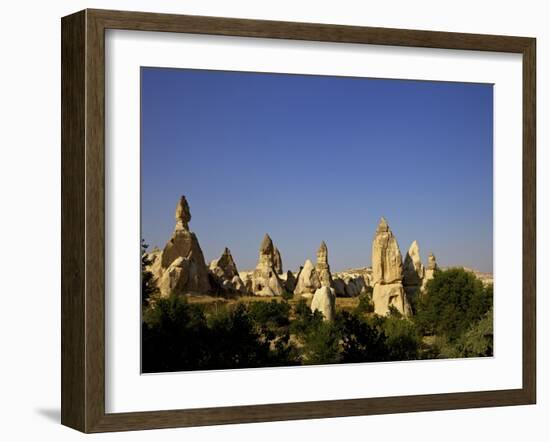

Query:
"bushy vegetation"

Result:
[[141, 239, 158, 307], [141, 267, 494, 372], [416, 268, 493, 341]]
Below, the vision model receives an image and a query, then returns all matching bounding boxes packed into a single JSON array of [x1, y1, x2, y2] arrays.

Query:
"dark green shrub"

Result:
[[354, 293, 374, 315], [416, 268, 492, 341], [339, 311, 387, 363], [141, 239, 158, 306], [382, 317, 421, 361]]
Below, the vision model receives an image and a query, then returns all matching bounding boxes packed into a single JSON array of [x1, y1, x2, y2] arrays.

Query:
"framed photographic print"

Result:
[[61, 9, 536, 433]]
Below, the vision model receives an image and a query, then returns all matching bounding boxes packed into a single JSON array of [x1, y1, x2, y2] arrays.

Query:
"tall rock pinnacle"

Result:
[[316, 241, 333, 287], [174, 195, 191, 231], [371, 217, 411, 317], [156, 195, 211, 295]]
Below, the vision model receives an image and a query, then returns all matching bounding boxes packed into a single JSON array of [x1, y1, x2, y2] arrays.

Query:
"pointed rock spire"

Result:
[[273, 247, 283, 274], [376, 217, 389, 233], [427, 252, 438, 270], [157, 195, 211, 295], [316, 240, 332, 287], [175, 195, 191, 231], [294, 259, 321, 296], [371, 217, 411, 317], [372, 218, 402, 285], [260, 233, 274, 255], [252, 234, 285, 296]]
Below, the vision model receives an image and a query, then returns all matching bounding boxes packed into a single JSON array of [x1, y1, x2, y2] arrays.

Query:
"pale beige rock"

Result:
[[371, 217, 411, 317], [209, 247, 248, 294], [372, 282, 412, 317], [251, 234, 285, 296], [403, 240, 425, 299], [315, 241, 333, 287], [209, 247, 238, 279], [155, 196, 211, 296], [421, 252, 438, 292], [231, 275, 247, 293], [372, 217, 403, 285], [310, 286, 336, 321], [239, 271, 254, 293], [294, 259, 321, 296]]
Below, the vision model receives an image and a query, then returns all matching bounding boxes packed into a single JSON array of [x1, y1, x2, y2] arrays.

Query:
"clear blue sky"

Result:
[[141, 68, 493, 273]]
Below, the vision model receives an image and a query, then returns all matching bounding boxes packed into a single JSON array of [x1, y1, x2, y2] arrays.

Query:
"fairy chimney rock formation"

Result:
[[371, 217, 411, 317], [421, 252, 438, 292], [209, 247, 247, 294], [294, 259, 321, 297], [251, 234, 285, 296], [403, 240, 425, 298], [315, 241, 333, 288], [311, 286, 336, 321], [156, 195, 211, 296], [273, 247, 283, 275], [372, 217, 403, 285], [174, 195, 191, 231]]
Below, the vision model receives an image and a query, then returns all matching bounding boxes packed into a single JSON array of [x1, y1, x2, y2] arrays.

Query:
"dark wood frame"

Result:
[[61, 8, 536, 433]]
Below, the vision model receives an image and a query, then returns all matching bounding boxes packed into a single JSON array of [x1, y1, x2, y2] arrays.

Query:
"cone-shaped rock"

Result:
[[294, 259, 321, 297], [273, 247, 283, 275], [315, 241, 333, 287], [403, 240, 425, 289], [209, 247, 247, 294], [252, 234, 285, 296], [371, 217, 411, 317], [311, 286, 336, 321], [156, 196, 211, 296]]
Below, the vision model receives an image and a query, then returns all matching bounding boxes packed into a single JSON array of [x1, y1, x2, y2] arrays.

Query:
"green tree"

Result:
[[382, 317, 421, 361], [416, 268, 492, 341], [141, 239, 158, 306], [290, 299, 341, 365], [353, 293, 374, 316], [436, 309, 494, 358], [339, 311, 387, 363], [142, 294, 210, 372]]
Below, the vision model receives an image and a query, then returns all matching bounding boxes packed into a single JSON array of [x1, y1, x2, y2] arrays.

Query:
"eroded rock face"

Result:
[[371, 217, 411, 317], [294, 259, 321, 297], [310, 286, 336, 321], [372, 283, 412, 317], [284, 270, 296, 293], [154, 196, 211, 296], [403, 240, 425, 299], [209, 247, 247, 294], [251, 234, 285, 296], [332, 277, 347, 296], [372, 217, 403, 285], [315, 241, 333, 287]]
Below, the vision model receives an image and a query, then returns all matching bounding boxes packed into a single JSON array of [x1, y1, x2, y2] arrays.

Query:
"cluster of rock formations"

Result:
[[145, 196, 440, 321]]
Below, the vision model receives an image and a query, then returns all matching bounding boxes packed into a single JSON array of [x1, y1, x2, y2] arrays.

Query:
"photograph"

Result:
[[140, 67, 494, 373]]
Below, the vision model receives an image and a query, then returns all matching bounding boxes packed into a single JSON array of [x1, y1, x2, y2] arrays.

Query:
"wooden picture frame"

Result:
[[61, 8, 536, 433]]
